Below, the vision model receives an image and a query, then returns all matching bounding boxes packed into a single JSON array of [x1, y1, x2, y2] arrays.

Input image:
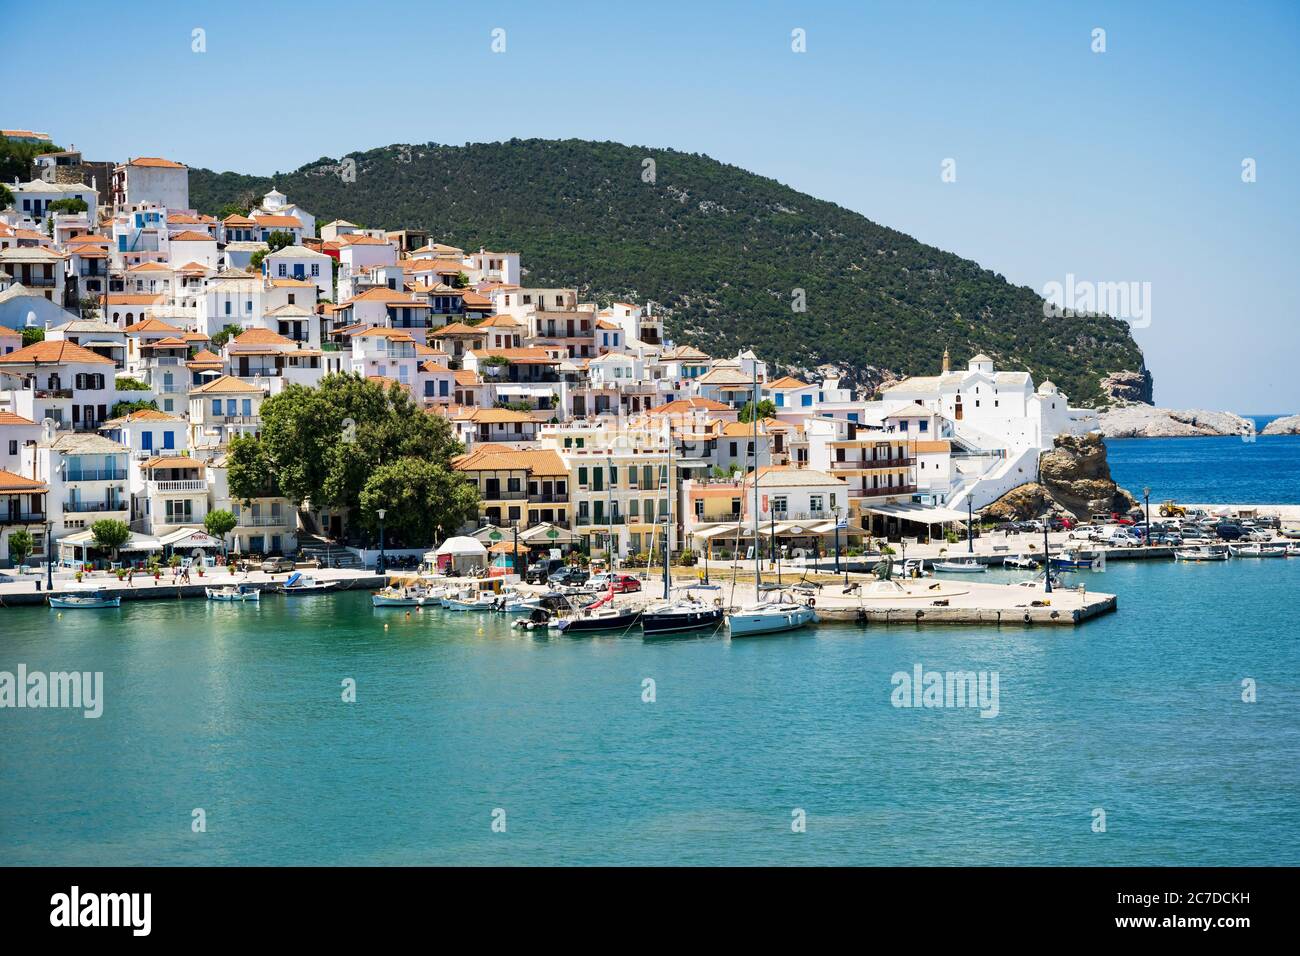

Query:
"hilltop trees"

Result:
[[227, 374, 477, 543], [188, 139, 1147, 405]]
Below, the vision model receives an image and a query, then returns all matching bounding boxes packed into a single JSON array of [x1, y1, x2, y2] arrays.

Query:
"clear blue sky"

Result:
[[5, 0, 1297, 411]]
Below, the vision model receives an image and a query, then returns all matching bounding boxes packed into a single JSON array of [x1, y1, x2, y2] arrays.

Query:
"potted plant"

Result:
[[74, 570, 83, 583]]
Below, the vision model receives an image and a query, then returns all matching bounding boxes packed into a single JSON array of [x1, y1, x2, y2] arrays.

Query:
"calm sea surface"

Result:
[[2, 554, 1297, 866], [1105, 417, 1300, 505]]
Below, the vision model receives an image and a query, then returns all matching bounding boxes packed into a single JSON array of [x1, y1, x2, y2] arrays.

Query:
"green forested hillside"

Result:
[[190, 139, 1146, 405]]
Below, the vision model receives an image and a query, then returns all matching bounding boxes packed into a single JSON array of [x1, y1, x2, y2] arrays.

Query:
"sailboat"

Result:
[[638, 439, 726, 636], [551, 586, 641, 633], [725, 365, 817, 637]]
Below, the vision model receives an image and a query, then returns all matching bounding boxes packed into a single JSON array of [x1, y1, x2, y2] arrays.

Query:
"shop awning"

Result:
[[861, 502, 970, 523]]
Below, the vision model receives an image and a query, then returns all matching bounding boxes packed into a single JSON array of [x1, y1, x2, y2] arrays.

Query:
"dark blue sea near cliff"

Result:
[[1105, 417, 1300, 505]]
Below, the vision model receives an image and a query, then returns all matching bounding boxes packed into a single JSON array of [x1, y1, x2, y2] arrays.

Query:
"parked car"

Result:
[[548, 566, 590, 587], [261, 556, 295, 573], [525, 558, 566, 585], [1242, 528, 1273, 542], [1149, 532, 1183, 546], [608, 574, 641, 593], [1214, 524, 1246, 541]]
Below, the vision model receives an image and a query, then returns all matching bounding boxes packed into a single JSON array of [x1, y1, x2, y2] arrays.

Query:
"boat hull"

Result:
[[641, 607, 724, 635], [727, 605, 816, 636], [553, 611, 641, 633], [49, 596, 121, 609], [206, 587, 260, 602]]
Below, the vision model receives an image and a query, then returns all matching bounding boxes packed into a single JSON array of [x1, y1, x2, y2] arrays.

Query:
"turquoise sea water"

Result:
[[1105, 419, 1300, 505], [2, 556, 1298, 866]]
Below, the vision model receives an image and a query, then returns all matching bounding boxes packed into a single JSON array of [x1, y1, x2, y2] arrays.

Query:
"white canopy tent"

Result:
[[430, 535, 489, 574]]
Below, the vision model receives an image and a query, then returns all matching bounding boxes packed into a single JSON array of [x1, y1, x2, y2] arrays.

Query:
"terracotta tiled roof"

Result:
[[0, 340, 113, 365], [0, 468, 46, 492]]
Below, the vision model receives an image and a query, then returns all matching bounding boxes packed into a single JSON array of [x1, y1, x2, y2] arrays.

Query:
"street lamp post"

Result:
[[833, 506, 842, 575], [44, 517, 53, 592], [376, 508, 387, 574], [1143, 487, 1151, 548], [1037, 456, 1052, 593], [512, 520, 520, 578], [967, 497, 974, 554]]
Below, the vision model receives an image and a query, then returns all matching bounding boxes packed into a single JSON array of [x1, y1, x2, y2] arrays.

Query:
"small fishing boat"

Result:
[[277, 572, 339, 595], [1175, 546, 1229, 562], [727, 590, 817, 637], [932, 558, 986, 573], [206, 583, 261, 602], [371, 584, 437, 607], [1049, 550, 1096, 571], [1228, 543, 1286, 558], [49, 590, 121, 609], [442, 588, 499, 611], [1002, 554, 1040, 570]]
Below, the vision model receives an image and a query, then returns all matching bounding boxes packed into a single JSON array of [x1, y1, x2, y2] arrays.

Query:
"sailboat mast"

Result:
[[663, 424, 672, 600], [752, 361, 761, 589]]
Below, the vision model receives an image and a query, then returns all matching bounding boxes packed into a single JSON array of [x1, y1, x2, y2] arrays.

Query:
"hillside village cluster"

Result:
[[0, 139, 1096, 569]]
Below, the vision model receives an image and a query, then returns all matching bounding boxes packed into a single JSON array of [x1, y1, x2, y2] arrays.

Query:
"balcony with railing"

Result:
[[236, 514, 289, 528], [830, 455, 915, 472], [66, 468, 128, 482], [64, 499, 128, 513], [149, 479, 207, 493], [847, 484, 918, 500], [1, 509, 46, 524]]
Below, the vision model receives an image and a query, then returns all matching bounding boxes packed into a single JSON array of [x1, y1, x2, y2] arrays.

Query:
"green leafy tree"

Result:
[[90, 519, 131, 562], [241, 375, 469, 529], [47, 197, 88, 215], [110, 398, 159, 419], [265, 230, 296, 253], [0, 134, 63, 183], [184, 139, 1147, 406], [227, 433, 280, 503], [248, 249, 267, 273], [7, 529, 34, 567], [210, 324, 244, 347], [738, 398, 776, 423], [359, 458, 480, 546], [21, 328, 44, 347], [0, 183, 13, 210], [203, 509, 238, 554], [115, 376, 151, 391]]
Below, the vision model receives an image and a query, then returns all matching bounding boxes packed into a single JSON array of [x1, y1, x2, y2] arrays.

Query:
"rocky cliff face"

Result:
[[1100, 368, 1154, 405], [1095, 405, 1254, 438], [1262, 414, 1300, 435], [983, 433, 1138, 521]]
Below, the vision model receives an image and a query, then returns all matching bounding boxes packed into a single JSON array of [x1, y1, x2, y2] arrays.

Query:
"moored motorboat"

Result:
[[277, 572, 339, 594], [932, 559, 986, 573], [1002, 554, 1040, 570], [1175, 545, 1229, 562], [206, 584, 261, 602], [371, 584, 438, 607], [1050, 549, 1097, 571], [1229, 543, 1286, 558], [49, 590, 121, 609]]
